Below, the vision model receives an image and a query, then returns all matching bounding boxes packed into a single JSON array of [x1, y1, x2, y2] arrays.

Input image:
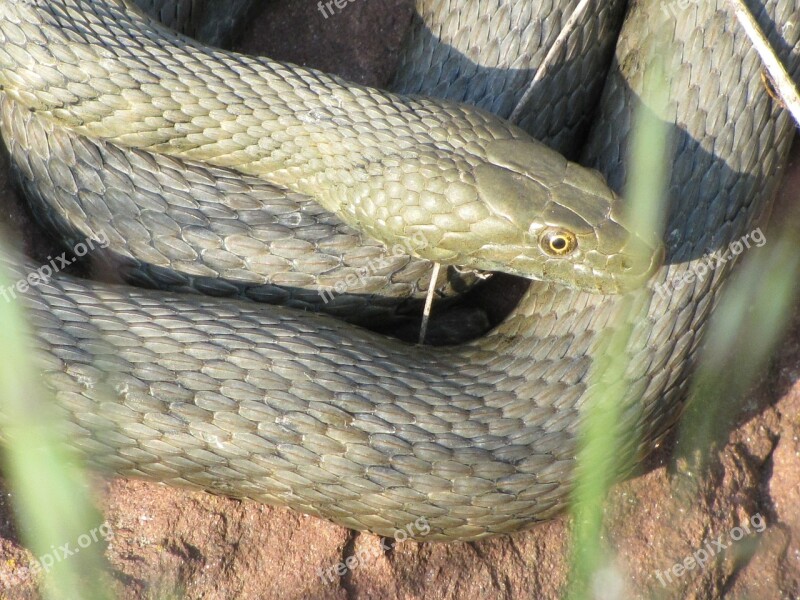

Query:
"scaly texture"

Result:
[[0, 0, 625, 335], [0, 0, 625, 330], [391, 0, 628, 154], [0, 0, 797, 540], [0, 0, 659, 293], [0, 94, 481, 332]]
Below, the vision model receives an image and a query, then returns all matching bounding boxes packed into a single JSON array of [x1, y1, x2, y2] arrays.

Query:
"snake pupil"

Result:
[[540, 228, 577, 257]]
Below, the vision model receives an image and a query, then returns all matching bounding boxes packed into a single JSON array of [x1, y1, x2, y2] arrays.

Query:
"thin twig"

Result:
[[418, 262, 441, 345], [729, 0, 800, 127], [508, 0, 592, 125]]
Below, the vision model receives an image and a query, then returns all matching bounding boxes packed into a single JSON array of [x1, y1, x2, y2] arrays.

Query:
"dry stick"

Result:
[[729, 0, 800, 127], [508, 0, 591, 124], [418, 262, 441, 345]]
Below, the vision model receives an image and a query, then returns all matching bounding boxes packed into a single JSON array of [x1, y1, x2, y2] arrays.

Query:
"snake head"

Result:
[[455, 139, 663, 294]]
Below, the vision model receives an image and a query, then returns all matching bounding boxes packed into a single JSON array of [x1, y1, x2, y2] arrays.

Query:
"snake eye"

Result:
[[540, 228, 578, 257]]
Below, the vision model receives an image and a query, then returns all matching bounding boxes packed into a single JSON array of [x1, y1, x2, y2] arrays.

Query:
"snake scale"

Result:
[[0, 0, 797, 541]]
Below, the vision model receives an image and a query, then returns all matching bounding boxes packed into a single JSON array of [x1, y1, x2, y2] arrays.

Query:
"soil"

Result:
[[1, 1, 799, 598]]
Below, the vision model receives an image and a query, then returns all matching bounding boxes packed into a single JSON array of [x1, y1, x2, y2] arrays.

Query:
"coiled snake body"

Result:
[[0, 0, 797, 540]]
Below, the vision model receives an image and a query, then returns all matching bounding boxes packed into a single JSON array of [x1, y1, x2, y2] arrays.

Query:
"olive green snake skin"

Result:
[[0, 0, 798, 540]]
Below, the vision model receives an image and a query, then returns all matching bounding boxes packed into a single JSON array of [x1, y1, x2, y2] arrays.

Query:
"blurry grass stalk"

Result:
[[0, 247, 112, 600], [567, 32, 800, 597], [669, 139, 800, 591], [677, 0, 800, 483], [675, 224, 800, 478], [567, 56, 670, 599]]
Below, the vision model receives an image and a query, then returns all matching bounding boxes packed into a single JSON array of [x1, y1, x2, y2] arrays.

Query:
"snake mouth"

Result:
[[498, 222, 664, 293], [516, 234, 665, 295], [496, 237, 664, 294]]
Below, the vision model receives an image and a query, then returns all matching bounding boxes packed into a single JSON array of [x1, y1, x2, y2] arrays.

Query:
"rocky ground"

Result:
[[1, 1, 799, 598]]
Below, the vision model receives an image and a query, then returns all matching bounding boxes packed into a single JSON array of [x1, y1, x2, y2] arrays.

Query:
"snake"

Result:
[[0, 0, 797, 541], [0, 0, 658, 349]]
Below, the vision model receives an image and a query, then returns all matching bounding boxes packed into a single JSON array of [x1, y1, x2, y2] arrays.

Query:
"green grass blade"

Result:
[[567, 55, 670, 599], [0, 247, 113, 600]]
